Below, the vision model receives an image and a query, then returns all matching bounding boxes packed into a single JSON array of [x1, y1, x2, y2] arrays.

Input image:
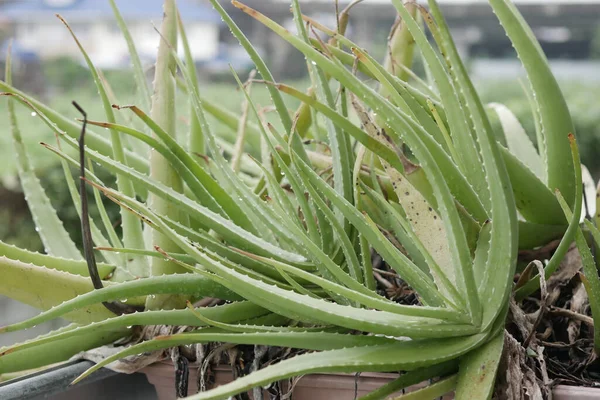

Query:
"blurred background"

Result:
[[0, 0, 598, 395]]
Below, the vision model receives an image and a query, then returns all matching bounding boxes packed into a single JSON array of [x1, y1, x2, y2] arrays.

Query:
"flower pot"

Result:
[[142, 362, 454, 400], [554, 385, 600, 400], [142, 362, 600, 400]]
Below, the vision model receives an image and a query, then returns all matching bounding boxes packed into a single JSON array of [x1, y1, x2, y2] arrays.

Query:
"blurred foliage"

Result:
[[0, 164, 120, 253], [591, 23, 600, 60]]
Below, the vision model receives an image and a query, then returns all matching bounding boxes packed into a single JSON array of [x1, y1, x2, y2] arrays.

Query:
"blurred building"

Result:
[[217, 0, 600, 78], [0, 0, 222, 68], [224, 0, 600, 59]]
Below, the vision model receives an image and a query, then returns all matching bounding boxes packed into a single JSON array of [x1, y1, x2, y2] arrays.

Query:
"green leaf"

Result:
[[0, 302, 268, 359], [109, 0, 151, 111], [0, 256, 114, 325], [58, 160, 124, 268], [0, 82, 149, 175], [4, 50, 82, 260], [500, 147, 564, 226], [0, 274, 241, 333], [515, 134, 582, 300], [490, 103, 545, 181], [73, 331, 401, 385], [0, 325, 127, 374], [176, 10, 204, 155], [145, 0, 187, 310], [358, 362, 458, 400], [208, 0, 293, 134], [455, 330, 504, 399], [391, 0, 488, 209], [43, 141, 306, 265], [133, 207, 477, 337], [559, 197, 600, 353], [0, 240, 113, 279], [488, 0, 576, 206], [291, 153, 450, 308], [57, 15, 146, 275], [180, 332, 488, 400], [394, 375, 457, 400], [243, 251, 467, 322]]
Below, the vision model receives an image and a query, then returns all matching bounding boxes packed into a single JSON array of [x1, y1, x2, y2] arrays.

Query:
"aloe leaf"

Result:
[[488, 0, 575, 206], [86, 118, 227, 220], [0, 257, 115, 325], [247, 157, 301, 231], [0, 302, 268, 358], [58, 15, 147, 275], [358, 361, 458, 400], [239, 6, 488, 230], [490, 103, 545, 181], [73, 332, 402, 385], [139, 210, 477, 336], [383, 2, 417, 82], [176, 10, 204, 155], [239, 4, 495, 322], [199, 96, 261, 151], [178, 333, 488, 400], [520, 79, 545, 166], [4, 49, 82, 259], [515, 134, 581, 300], [349, 46, 446, 152], [145, 0, 187, 310], [185, 303, 312, 333], [207, 0, 292, 134], [517, 221, 565, 250], [500, 147, 564, 226], [159, 214, 314, 274], [240, 251, 467, 323], [0, 82, 149, 174], [173, 58, 283, 245], [350, 96, 460, 304], [87, 161, 125, 254], [277, 84, 404, 174], [108, 0, 151, 110], [291, 0, 354, 218], [353, 149, 377, 291], [290, 153, 449, 308], [557, 195, 600, 353], [228, 70, 321, 245], [391, 0, 487, 209], [58, 160, 124, 267], [279, 83, 485, 226], [0, 240, 113, 278], [361, 185, 464, 308], [0, 325, 127, 374], [395, 375, 457, 399], [119, 101, 278, 244], [0, 274, 241, 333], [454, 329, 504, 399], [416, 0, 518, 329], [43, 141, 306, 264], [292, 157, 363, 283], [95, 113, 253, 232]]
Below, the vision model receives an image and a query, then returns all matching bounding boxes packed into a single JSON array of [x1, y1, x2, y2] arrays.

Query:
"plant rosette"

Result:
[[0, 0, 597, 399]]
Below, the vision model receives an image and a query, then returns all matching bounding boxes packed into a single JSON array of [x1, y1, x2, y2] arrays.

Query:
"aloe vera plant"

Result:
[[0, 0, 583, 398]]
